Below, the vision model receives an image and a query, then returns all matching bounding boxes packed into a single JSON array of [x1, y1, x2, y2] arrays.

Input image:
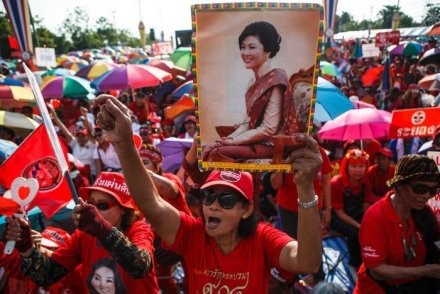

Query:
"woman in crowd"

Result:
[[330, 148, 373, 268], [93, 94, 323, 292], [5, 172, 159, 293], [354, 155, 440, 293], [203, 21, 302, 163]]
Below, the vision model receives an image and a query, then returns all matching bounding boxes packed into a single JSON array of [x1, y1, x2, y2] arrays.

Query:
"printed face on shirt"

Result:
[[240, 36, 268, 72], [89, 190, 125, 227], [91, 265, 116, 294], [202, 186, 252, 239], [347, 163, 367, 181], [399, 181, 439, 210]]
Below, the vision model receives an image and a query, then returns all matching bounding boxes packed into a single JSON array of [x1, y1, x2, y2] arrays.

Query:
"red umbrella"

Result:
[[91, 64, 172, 91], [0, 85, 35, 107], [418, 73, 440, 90], [147, 60, 174, 73], [361, 66, 384, 87]]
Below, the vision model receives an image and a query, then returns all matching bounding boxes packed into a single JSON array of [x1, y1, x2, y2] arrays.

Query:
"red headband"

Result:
[[139, 148, 162, 164]]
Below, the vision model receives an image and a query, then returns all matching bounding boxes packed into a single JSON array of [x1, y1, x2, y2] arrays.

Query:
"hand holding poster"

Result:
[[193, 3, 323, 172]]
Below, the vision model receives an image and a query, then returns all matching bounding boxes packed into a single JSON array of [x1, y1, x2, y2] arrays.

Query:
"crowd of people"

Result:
[[0, 27, 439, 293]]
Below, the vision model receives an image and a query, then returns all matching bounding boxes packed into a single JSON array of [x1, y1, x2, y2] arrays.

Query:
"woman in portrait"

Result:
[[87, 258, 126, 294], [202, 21, 302, 163]]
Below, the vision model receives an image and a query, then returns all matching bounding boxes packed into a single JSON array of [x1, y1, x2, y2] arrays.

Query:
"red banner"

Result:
[[389, 108, 440, 139], [375, 31, 400, 47], [0, 124, 72, 218]]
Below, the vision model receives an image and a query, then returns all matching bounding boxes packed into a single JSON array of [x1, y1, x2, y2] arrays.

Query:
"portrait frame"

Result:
[[192, 3, 324, 172]]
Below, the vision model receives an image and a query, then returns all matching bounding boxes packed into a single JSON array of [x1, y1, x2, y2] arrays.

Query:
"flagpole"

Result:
[[23, 63, 79, 204]]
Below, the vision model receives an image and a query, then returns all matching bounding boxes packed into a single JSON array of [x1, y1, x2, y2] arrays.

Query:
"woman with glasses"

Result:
[[4, 172, 160, 293], [91, 94, 323, 292], [330, 148, 373, 268], [354, 155, 440, 293]]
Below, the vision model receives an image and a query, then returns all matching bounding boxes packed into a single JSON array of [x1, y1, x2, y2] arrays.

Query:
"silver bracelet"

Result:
[[298, 195, 318, 209]]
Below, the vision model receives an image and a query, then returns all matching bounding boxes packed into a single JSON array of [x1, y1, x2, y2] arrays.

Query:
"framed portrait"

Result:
[[192, 3, 323, 172]]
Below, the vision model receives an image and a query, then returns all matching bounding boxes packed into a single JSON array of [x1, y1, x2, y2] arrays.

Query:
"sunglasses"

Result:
[[201, 189, 243, 210], [87, 199, 118, 211], [408, 183, 439, 196]]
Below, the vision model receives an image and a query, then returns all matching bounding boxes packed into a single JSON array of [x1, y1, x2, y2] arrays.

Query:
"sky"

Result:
[[1, 0, 434, 39]]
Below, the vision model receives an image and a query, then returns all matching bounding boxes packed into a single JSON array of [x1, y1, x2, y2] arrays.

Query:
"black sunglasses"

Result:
[[408, 183, 439, 196], [201, 189, 243, 210], [87, 199, 118, 211]]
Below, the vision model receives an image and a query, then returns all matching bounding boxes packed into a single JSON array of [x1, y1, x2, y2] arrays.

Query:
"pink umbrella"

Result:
[[351, 100, 376, 109], [91, 64, 172, 91], [318, 108, 391, 141]]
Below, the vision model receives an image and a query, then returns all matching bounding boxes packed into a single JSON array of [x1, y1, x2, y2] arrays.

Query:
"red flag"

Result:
[[0, 124, 72, 218], [7, 35, 19, 50]]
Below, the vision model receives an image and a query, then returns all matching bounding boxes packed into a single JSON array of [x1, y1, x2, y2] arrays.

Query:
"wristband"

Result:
[[298, 195, 318, 209]]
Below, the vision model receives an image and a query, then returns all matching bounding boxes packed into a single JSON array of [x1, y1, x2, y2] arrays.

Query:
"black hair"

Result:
[[238, 21, 281, 58], [238, 211, 259, 237], [86, 257, 126, 294]]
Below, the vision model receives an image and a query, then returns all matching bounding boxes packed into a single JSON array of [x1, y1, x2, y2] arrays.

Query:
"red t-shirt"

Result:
[[164, 213, 293, 293], [276, 147, 333, 212], [128, 102, 152, 124], [162, 173, 192, 215], [331, 175, 373, 211], [367, 164, 395, 202], [51, 220, 159, 294], [354, 194, 429, 294]]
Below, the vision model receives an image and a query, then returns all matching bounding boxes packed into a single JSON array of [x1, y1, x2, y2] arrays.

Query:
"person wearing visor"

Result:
[[354, 155, 440, 293], [93, 94, 323, 292], [4, 172, 159, 293]]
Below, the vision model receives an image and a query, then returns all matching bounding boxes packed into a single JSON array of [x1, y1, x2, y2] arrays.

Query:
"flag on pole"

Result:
[[323, 0, 338, 44], [2, 0, 34, 53], [0, 124, 72, 218]]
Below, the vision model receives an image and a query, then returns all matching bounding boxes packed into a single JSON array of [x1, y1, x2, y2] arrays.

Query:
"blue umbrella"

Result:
[[171, 80, 193, 98], [0, 77, 25, 87], [315, 77, 353, 122]]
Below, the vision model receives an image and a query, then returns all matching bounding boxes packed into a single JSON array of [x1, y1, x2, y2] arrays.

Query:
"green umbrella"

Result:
[[170, 47, 192, 71]]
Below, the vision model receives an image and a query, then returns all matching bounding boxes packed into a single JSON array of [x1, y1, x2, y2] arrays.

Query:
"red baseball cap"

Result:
[[41, 226, 71, 249], [201, 170, 254, 202], [79, 172, 135, 209], [376, 148, 393, 159]]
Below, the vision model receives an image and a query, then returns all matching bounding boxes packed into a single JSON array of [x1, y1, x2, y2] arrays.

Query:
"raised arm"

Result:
[[94, 95, 181, 244], [49, 106, 74, 144], [278, 134, 322, 274]]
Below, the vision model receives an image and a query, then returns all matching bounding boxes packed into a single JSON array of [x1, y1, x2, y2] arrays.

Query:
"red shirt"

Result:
[[51, 220, 159, 294], [276, 147, 333, 212], [331, 175, 373, 211], [162, 173, 192, 215], [164, 213, 293, 293], [354, 194, 429, 294], [128, 102, 152, 124], [367, 164, 395, 202]]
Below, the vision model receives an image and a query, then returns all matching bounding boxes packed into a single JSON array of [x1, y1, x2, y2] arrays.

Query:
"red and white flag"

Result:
[[0, 124, 72, 218]]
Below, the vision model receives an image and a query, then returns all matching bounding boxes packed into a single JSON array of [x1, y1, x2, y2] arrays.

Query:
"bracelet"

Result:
[[298, 195, 318, 209]]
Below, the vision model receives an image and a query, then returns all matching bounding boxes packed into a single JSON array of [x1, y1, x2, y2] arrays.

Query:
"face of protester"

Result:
[[347, 162, 367, 181], [202, 186, 253, 241], [240, 36, 269, 73], [397, 180, 439, 210], [90, 265, 116, 294], [376, 154, 391, 173], [76, 133, 88, 146], [141, 156, 159, 174], [184, 121, 196, 136], [89, 191, 125, 227]]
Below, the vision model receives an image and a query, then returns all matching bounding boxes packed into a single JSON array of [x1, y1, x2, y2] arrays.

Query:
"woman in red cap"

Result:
[[354, 155, 440, 293], [330, 149, 374, 268], [93, 94, 323, 293], [5, 172, 159, 293]]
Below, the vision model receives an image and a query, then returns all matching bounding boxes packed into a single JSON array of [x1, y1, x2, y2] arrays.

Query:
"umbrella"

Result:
[[318, 108, 392, 141], [42, 68, 75, 79], [75, 62, 120, 80], [0, 77, 25, 87], [362, 65, 384, 87], [164, 94, 195, 119], [147, 59, 174, 73], [418, 48, 440, 65], [170, 47, 192, 71], [389, 41, 423, 56], [352, 100, 376, 109], [171, 80, 194, 98], [91, 64, 172, 91], [0, 110, 39, 136], [320, 61, 341, 77], [40, 76, 96, 99], [315, 77, 353, 122], [61, 60, 89, 72], [418, 73, 440, 90], [157, 137, 193, 173], [0, 85, 35, 107], [0, 138, 18, 161]]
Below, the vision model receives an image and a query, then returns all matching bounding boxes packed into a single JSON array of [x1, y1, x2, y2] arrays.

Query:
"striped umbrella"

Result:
[[40, 76, 95, 99], [75, 62, 120, 81]]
